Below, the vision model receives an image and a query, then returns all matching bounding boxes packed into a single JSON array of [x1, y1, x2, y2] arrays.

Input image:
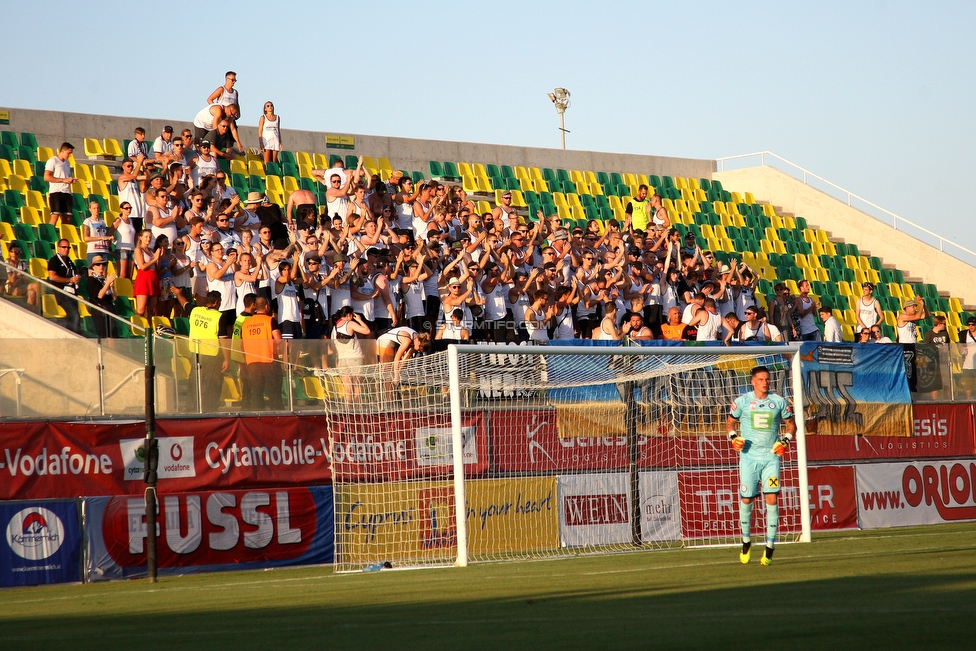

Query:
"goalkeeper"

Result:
[[726, 365, 796, 566]]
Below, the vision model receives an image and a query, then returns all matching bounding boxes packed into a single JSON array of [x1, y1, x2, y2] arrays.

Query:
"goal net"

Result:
[[322, 343, 810, 572]]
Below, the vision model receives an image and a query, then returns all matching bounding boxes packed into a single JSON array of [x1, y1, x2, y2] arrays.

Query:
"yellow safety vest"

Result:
[[188, 307, 222, 357], [231, 313, 248, 363], [628, 198, 650, 232]]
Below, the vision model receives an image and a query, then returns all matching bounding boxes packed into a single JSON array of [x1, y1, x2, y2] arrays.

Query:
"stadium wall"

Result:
[[714, 166, 975, 305], [1, 107, 715, 181]]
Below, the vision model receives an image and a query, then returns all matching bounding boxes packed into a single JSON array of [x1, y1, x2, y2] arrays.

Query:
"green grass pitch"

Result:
[[2, 524, 975, 650]]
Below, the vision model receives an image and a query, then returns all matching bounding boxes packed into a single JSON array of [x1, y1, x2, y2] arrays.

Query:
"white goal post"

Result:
[[327, 343, 810, 572], [447, 344, 811, 567]]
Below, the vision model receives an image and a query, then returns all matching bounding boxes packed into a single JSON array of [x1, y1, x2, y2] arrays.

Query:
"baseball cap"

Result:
[[968, 317, 976, 325], [163, 125, 173, 133]]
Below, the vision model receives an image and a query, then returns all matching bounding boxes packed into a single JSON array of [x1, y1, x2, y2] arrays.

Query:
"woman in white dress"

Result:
[[257, 101, 281, 164]]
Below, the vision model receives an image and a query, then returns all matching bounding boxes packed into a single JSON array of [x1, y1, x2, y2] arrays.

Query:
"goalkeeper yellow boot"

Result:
[[739, 541, 751, 564], [760, 546, 774, 566]]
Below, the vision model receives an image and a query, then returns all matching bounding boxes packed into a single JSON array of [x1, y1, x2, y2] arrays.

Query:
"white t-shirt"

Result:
[[152, 136, 173, 156], [822, 317, 843, 342], [45, 156, 72, 194], [83, 217, 111, 254]]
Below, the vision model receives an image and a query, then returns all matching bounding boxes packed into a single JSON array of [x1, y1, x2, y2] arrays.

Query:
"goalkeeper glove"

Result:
[[772, 434, 793, 457], [727, 431, 745, 451]]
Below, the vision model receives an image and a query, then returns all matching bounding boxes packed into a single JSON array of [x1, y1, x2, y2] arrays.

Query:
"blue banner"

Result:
[[0, 500, 82, 587], [800, 342, 912, 436]]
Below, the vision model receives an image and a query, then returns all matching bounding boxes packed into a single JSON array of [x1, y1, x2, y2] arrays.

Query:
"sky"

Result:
[[4, 1, 975, 257]]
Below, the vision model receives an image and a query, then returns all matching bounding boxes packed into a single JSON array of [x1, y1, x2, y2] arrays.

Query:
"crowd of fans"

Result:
[[4, 71, 972, 365]]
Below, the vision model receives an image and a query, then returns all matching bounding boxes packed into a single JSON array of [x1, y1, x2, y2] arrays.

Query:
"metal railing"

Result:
[[715, 151, 976, 269], [0, 258, 141, 336]]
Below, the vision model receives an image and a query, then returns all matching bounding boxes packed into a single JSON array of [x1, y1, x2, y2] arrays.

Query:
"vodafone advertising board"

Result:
[[328, 412, 486, 482], [807, 404, 975, 462], [856, 459, 976, 529], [85, 486, 333, 580], [0, 415, 487, 500], [0, 418, 334, 500]]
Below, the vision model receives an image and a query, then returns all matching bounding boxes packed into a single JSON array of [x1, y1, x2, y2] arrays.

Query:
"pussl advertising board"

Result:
[[85, 486, 333, 580], [1, 501, 82, 587]]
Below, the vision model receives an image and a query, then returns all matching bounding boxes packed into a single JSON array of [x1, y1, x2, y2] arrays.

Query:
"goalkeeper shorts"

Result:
[[738, 454, 782, 498]]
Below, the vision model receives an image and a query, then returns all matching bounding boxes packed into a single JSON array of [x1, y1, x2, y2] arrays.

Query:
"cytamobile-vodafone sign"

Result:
[[857, 459, 976, 529]]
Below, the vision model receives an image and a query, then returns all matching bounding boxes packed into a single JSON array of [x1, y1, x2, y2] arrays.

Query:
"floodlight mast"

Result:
[[548, 87, 571, 149]]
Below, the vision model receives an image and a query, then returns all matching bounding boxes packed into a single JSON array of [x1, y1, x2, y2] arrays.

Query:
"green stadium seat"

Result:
[[217, 159, 230, 174], [278, 151, 296, 166], [265, 162, 281, 176], [327, 155, 341, 168], [443, 162, 460, 181], [32, 240, 53, 259], [20, 132, 38, 150], [428, 161, 444, 178], [344, 155, 357, 170], [501, 165, 516, 180], [411, 171, 424, 185], [37, 223, 59, 243], [1, 131, 18, 149]]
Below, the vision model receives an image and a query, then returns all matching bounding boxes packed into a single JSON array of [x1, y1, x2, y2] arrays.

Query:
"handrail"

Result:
[[715, 151, 976, 266], [0, 258, 142, 335]]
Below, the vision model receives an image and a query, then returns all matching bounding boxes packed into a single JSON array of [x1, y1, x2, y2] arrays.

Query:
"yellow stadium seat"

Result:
[[744, 192, 756, 204], [674, 177, 688, 190], [37, 146, 55, 162], [84, 138, 105, 158], [283, 176, 300, 192], [884, 311, 897, 327], [42, 294, 66, 320], [622, 173, 637, 186], [569, 169, 584, 184], [7, 173, 28, 194], [303, 376, 325, 401], [950, 297, 963, 313], [532, 178, 549, 193], [298, 163, 313, 179], [679, 188, 693, 202], [248, 161, 266, 178], [948, 311, 962, 329], [514, 165, 529, 181], [295, 152, 312, 168], [60, 223, 82, 244], [712, 201, 727, 215], [92, 179, 111, 199], [462, 175, 480, 194], [566, 193, 583, 208], [476, 200, 492, 215], [130, 315, 150, 337], [13, 159, 33, 179], [30, 257, 48, 278], [729, 192, 743, 204], [457, 162, 473, 177], [102, 138, 123, 158], [361, 156, 376, 170], [92, 164, 112, 184], [230, 160, 248, 176], [901, 283, 915, 299], [584, 171, 599, 185], [266, 188, 284, 205], [590, 182, 603, 196], [841, 325, 855, 342], [760, 240, 774, 255], [518, 177, 533, 192], [509, 190, 526, 208], [783, 216, 795, 230], [312, 153, 328, 169], [114, 277, 134, 297], [20, 206, 41, 226], [265, 175, 283, 194], [26, 190, 45, 210], [0, 222, 14, 242], [70, 180, 88, 197], [378, 157, 392, 171], [528, 167, 543, 181]]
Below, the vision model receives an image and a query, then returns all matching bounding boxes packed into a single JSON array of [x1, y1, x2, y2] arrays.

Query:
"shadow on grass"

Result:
[[2, 570, 975, 651]]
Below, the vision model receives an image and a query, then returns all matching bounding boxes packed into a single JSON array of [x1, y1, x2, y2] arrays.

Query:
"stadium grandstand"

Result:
[[0, 96, 975, 590]]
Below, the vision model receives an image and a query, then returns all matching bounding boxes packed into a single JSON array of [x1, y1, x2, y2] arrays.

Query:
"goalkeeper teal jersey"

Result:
[[730, 391, 793, 456]]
